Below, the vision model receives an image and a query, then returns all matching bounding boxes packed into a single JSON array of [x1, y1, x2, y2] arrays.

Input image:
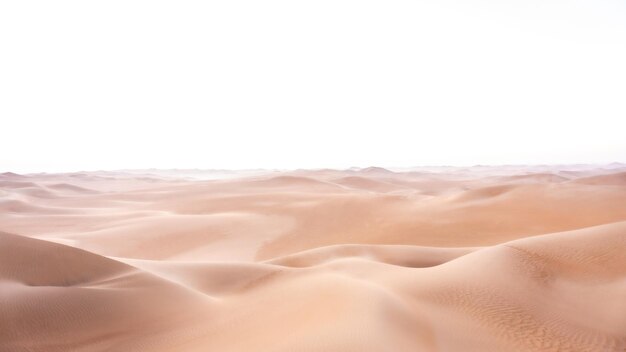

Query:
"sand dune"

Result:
[[266, 244, 476, 268], [571, 171, 626, 186], [1, 165, 625, 351]]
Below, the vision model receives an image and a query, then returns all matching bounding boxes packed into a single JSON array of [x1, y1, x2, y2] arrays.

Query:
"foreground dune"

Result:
[[1, 165, 625, 351]]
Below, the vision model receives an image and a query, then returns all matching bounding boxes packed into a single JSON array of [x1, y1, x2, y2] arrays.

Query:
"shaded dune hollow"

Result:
[[1, 166, 626, 351]]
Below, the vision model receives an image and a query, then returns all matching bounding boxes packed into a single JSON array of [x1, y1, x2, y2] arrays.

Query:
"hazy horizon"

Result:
[[4, 162, 626, 176]]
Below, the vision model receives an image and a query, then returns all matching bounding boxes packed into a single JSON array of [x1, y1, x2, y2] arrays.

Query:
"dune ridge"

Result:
[[1, 165, 625, 351]]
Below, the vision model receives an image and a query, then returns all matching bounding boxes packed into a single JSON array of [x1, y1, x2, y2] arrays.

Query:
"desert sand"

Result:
[[1, 165, 625, 351]]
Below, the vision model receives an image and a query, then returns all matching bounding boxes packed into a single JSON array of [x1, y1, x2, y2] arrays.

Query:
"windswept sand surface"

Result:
[[1, 165, 626, 351]]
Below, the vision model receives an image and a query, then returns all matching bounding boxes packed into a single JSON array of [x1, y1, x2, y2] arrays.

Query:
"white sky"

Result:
[[1, 0, 625, 173]]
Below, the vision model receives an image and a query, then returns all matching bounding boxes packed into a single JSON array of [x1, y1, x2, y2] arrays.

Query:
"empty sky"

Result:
[[1, 0, 625, 172]]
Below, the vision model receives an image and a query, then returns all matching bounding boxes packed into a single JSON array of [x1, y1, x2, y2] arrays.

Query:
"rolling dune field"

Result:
[[1, 165, 625, 351]]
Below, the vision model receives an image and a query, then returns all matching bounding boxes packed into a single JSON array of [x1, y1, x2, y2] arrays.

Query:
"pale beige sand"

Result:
[[1, 165, 625, 351]]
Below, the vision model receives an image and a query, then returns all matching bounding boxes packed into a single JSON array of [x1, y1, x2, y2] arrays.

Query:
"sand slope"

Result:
[[1, 166, 625, 351]]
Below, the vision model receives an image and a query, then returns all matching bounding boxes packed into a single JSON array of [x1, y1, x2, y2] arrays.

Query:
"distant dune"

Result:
[[571, 171, 626, 186], [1, 165, 625, 351]]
